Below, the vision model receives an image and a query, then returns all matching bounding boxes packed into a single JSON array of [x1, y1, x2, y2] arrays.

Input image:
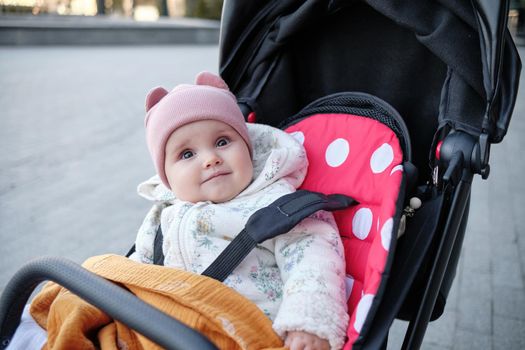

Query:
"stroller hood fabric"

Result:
[[217, 0, 521, 190], [219, 0, 521, 144]]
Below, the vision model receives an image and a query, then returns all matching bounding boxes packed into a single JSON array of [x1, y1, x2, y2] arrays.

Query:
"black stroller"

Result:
[[0, 1, 521, 349]]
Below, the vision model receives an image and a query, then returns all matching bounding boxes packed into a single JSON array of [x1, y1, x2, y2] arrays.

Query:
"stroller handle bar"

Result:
[[0, 257, 218, 350]]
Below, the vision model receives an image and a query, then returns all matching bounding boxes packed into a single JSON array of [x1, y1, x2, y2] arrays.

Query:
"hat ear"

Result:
[[195, 71, 229, 90], [145, 87, 169, 112]]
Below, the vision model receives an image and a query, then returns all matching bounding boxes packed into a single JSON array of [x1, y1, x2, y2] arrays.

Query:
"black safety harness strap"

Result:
[[144, 190, 356, 281], [200, 229, 256, 282], [153, 225, 165, 266], [124, 225, 165, 265], [201, 190, 357, 281]]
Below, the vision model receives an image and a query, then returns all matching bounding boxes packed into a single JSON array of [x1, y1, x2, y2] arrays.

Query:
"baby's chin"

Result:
[[174, 176, 253, 204], [203, 179, 253, 203], [174, 188, 240, 204], [205, 188, 244, 204], [188, 185, 251, 204]]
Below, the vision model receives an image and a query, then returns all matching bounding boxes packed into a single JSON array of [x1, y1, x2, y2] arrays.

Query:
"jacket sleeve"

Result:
[[273, 210, 348, 350], [129, 204, 164, 264]]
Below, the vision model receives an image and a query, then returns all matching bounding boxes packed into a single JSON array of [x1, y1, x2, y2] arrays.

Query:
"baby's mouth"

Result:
[[202, 170, 231, 183]]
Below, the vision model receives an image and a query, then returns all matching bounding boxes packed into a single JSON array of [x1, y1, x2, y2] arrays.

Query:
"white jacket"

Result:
[[131, 123, 348, 349]]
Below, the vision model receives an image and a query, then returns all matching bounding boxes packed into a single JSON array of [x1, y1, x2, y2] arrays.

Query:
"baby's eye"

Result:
[[180, 150, 194, 160], [216, 137, 230, 147]]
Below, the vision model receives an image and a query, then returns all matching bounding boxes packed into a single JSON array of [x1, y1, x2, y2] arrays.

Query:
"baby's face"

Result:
[[164, 119, 253, 203]]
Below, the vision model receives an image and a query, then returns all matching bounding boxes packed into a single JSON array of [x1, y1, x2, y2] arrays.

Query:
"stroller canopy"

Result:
[[219, 0, 521, 180]]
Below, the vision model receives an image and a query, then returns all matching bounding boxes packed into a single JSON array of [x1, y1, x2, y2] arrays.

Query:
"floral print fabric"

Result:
[[131, 123, 349, 350]]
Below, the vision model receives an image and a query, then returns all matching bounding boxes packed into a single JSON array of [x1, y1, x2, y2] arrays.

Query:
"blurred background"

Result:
[[0, 0, 223, 21], [510, 0, 525, 43], [0, 0, 224, 45]]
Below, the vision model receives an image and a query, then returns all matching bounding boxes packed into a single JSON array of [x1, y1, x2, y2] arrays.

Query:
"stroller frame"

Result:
[[216, 1, 521, 347]]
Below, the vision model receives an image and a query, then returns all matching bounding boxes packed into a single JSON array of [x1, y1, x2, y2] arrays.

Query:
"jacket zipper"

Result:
[[177, 204, 197, 271]]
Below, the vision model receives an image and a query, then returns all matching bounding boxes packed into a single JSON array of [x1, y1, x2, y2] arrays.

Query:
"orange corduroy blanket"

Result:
[[30, 254, 285, 350]]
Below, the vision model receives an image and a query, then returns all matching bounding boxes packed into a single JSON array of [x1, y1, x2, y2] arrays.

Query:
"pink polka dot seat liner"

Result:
[[285, 113, 404, 348]]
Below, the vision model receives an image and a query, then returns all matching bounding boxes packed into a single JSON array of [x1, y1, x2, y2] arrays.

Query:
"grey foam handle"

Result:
[[0, 256, 217, 350]]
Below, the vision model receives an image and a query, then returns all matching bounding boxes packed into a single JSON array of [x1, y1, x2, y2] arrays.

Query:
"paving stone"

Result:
[[493, 316, 525, 350], [493, 285, 525, 321], [453, 329, 492, 350], [422, 310, 457, 349], [457, 294, 492, 333], [492, 258, 524, 289], [421, 342, 452, 350], [491, 241, 520, 263], [486, 195, 517, 243], [461, 231, 491, 275], [512, 193, 525, 275], [518, 235, 525, 279], [458, 271, 492, 301], [466, 184, 491, 233]]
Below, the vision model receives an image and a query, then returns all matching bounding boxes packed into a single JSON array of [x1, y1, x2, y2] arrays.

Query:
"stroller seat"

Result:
[[281, 92, 407, 348]]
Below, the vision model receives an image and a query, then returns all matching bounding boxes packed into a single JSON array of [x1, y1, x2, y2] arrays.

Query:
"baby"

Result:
[[130, 72, 349, 350]]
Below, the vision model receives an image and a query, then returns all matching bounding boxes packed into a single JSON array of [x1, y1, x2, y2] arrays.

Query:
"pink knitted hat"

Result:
[[144, 71, 252, 189]]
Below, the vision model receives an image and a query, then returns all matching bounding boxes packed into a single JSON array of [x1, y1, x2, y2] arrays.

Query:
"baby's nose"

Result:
[[205, 153, 222, 168]]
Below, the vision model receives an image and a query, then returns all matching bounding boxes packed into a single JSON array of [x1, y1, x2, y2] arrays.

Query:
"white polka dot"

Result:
[[390, 164, 403, 175], [345, 275, 354, 301], [354, 294, 374, 333], [325, 138, 350, 167], [352, 208, 373, 240], [381, 218, 394, 251], [290, 131, 305, 145], [370, 143, 394, 174]]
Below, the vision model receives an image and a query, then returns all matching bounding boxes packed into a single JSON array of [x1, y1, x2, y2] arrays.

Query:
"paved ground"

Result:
[[0, 45, 524, 349]]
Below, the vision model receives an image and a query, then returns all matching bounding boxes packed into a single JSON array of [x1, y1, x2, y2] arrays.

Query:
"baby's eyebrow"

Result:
[[216, 128, 238, 136], [166, 139, 191, 154], [214, 128, 230, 134]]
